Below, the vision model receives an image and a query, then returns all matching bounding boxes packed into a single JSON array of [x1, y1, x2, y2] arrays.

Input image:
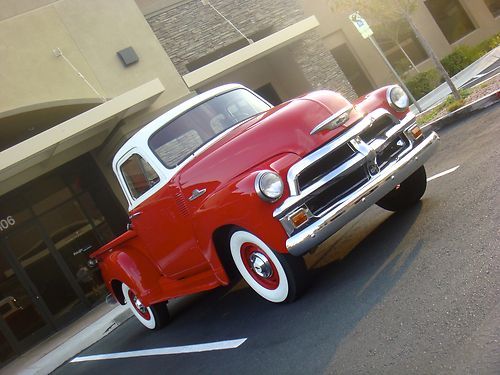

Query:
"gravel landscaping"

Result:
[[416, 73, 500, 125]]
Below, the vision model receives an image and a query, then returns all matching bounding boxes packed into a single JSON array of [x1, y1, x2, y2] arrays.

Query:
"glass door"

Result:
[[38, 198, 107, 306], [2, 221, 85, 327], [0, 238, 52, 364], [0, 154, 128, 362]]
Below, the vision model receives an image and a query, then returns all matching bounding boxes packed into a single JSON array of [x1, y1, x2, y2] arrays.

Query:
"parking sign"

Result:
[[349, 12, 373, 39]]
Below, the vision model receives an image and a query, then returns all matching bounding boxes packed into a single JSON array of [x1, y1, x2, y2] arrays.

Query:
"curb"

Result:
[[422, 90, 500, 131], [1, 304, 132, 375]]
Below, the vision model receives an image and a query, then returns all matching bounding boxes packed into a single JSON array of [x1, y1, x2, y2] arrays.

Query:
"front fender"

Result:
[[353, 86, 410, 120], [192, 153, 300, 267]]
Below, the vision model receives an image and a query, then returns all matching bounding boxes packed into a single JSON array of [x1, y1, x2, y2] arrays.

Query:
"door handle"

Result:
[[129, 211, 142, 220], [189, 188, 207, 201]]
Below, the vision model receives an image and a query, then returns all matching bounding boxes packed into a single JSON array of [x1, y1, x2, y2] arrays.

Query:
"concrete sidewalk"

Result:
[[411, 46, 500, 113], [1, 302, 132, 375]]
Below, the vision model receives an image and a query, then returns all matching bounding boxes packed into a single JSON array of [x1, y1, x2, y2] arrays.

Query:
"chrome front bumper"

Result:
[[284, 131, 440, 256]]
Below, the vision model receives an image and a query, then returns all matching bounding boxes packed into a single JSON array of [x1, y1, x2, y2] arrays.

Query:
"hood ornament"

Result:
[[310, 105, 353, 135]]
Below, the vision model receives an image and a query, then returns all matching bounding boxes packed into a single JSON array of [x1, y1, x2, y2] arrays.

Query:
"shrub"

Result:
[[488, 33, 500, 50], [441, 45, 483, 77], [477, 33, 500, 53], [446, 99, 465, 113], [404, 69, 441, 100]]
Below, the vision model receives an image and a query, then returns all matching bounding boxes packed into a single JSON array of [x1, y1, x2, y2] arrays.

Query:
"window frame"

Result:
[[116, 149, 165, 205]]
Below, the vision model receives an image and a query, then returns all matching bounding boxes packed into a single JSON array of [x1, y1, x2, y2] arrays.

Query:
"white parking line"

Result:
[[70, 338, 247, 363], [427, 165, 460, 182]]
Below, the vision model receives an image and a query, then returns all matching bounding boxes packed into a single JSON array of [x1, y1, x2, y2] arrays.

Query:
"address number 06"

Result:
[[0, 216, 15, 231]]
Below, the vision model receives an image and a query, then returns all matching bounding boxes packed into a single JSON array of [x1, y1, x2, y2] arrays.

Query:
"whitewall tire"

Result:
[[229, 230, 307, 303], [122, 283, 169, 330]]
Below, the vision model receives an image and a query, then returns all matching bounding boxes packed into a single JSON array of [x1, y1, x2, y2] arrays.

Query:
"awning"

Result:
[[182, 16, 320, 89], [0, 79, 164, 195]]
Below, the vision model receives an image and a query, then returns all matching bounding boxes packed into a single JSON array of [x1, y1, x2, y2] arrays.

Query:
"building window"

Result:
[[374, 21, 428, 74], [255, 83, 282, 105], [484, 0, 500, 17], [331, 44, 374, 96], [425, 0, 475, 43]]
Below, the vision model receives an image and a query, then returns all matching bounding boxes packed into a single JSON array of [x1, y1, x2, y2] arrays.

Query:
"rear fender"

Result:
[[98, 245, 164, 307]]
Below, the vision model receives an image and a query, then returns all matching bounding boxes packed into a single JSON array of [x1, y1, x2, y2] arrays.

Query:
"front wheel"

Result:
[[229, 230, 307, 303], [377, 166, 427, 212], [122, 283, 169, 330]]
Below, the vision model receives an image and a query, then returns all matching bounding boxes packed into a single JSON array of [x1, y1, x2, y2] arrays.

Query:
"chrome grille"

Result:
[[359, 114, 397, 143], [297, 143, 356, 191], [376, 135, 410, 169], [306, 168, 368, 215], [275, 109, 418, 232]]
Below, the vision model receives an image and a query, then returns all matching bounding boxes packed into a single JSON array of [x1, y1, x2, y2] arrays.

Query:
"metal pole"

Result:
[[368, 36, 422, 112], [396, 42, 419, 73]]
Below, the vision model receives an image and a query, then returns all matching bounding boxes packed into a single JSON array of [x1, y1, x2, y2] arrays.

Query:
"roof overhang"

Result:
[[182, 16, 320, 90], [0, 79, 165, 195]]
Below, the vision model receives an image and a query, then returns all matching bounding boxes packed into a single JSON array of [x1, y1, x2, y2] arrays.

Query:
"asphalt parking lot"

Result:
[[54, 104, 500, 375]]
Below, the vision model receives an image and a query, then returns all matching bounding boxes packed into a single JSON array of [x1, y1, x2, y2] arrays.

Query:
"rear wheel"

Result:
[[229, 230, 307, 303], [122, 283, 169, 330], [377, 166, 427, 211]]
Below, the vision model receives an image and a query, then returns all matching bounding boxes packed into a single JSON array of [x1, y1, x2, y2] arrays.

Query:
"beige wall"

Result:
[[298, 0, 390, 87], [299, 0, 500, 87], [0, 0, 58, 21], [198, 49, 312, 101], [0, 0, 189, 117], [0, 0, 191, 206]]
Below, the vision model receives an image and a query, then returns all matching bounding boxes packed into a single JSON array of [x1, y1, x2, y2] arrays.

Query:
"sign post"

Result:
[[349, 12, 422, 112]]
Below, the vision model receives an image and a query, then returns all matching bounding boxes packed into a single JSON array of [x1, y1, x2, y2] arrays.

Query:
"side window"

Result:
[[120, 154, 160, 199]]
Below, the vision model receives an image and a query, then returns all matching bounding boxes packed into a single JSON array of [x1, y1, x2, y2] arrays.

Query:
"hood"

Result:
[[179, 91, 363, 191]]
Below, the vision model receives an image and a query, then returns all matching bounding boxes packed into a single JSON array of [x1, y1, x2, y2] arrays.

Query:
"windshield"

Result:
[[149, 88, 271, 168]]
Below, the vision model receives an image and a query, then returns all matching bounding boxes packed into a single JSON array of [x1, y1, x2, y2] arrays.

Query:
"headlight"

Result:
[[255, 171, 284, 202], [387, 85, 409, 111]]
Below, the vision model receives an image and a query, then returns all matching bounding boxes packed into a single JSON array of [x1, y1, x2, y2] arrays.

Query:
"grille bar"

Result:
[[297, 143, 356, 191], [359, 114, 397, 144], [306, 168, 368, 215]]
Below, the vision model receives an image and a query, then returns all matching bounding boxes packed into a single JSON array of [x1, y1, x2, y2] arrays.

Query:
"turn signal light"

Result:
[[290, 209, 309, 228], [411, 126, 423, 139]]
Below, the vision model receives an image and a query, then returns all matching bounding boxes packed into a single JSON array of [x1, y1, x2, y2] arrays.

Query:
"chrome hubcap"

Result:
[[133, 296, 147, 313], [249, 252, 273, 278]]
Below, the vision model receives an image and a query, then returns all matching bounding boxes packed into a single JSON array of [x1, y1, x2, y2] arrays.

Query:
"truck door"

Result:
[[118, 152, 209, 279]]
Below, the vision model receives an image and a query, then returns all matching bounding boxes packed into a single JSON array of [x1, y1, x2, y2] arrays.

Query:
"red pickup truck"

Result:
[[90, 84, 439, 329]]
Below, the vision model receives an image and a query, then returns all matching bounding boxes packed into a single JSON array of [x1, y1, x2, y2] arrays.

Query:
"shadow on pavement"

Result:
[[57, 202, 426, 375]]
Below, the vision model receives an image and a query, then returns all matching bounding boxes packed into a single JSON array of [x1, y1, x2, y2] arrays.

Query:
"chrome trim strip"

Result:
[[309, 105, 353, 135], [285, 131, 440, 256]]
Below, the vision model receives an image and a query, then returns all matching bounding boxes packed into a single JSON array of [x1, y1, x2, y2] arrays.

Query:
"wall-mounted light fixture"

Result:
[[117, 47, 139, 67]]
